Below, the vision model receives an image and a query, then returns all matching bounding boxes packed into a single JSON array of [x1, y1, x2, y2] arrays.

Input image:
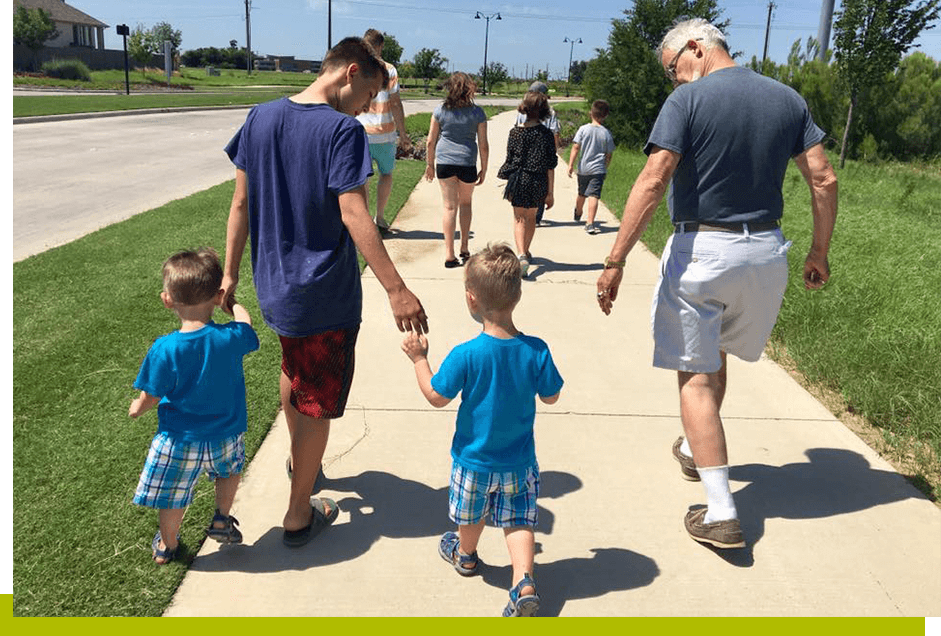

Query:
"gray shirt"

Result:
[[433, 104, 487, 166], [572, 123, 615, 175], [646, 66, 825, 224]]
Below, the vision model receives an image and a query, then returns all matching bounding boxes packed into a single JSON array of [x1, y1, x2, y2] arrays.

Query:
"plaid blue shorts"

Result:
[[448, 462, 539, 528], [133, 431, 244, 509]]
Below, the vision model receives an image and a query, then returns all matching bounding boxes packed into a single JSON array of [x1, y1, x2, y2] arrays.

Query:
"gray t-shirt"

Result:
[[515, 108, 560, 135], [572, 123, 615, 175], [433, 104, 487, 166], [646, 66, 825, 224]]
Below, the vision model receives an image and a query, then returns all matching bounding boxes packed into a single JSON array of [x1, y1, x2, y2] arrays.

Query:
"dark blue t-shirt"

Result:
[[645, 66, 825, 224], [225, 98, 373, 337]]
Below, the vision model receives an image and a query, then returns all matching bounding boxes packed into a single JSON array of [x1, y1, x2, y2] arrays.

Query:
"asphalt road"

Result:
[[12, 98, 523, 262]]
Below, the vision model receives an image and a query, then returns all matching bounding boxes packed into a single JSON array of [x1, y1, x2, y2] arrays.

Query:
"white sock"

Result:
[[680, 437, 692, 457], [697, 465, 737, 523]]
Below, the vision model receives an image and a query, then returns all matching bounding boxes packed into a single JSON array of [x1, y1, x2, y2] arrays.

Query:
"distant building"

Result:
[[13, 0, 108, 50], [254, 55, 322, 74]]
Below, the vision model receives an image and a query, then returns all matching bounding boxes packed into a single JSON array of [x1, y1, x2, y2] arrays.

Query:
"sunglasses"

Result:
[[664, 39, 702, 85]]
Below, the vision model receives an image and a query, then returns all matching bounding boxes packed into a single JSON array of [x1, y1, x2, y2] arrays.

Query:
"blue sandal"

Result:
[[206, 509, 243, 544], [438, 531, 478, 576], [151, 530, 178, 565], [502, 573, 539, 617]]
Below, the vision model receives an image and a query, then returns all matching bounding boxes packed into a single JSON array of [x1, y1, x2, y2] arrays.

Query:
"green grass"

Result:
[[590, 124, 941, 498], [12, 126, 429, 615], [13, 91, 296, 117], [14, 67, 314, 90]]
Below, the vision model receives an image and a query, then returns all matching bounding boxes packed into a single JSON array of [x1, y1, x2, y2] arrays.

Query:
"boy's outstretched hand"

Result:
[[401, 331, 429, 363]]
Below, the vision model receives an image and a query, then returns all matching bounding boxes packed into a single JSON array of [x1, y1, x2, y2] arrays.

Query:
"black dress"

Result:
[[497, 124, 558, 208]]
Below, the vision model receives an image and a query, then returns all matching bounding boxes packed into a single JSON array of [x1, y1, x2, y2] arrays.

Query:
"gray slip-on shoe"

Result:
[[684, 507, 746, 549], [672, 436, 701, 481]]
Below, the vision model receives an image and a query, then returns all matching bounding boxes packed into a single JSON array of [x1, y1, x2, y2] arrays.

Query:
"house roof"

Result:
[[13, 0, 108, 29]]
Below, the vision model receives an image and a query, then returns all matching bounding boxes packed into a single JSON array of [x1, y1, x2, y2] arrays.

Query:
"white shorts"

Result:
[[651, 226, 791, 373]]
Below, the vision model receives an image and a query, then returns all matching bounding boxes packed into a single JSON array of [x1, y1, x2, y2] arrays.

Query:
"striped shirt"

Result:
[[356, 61, 400, 144]]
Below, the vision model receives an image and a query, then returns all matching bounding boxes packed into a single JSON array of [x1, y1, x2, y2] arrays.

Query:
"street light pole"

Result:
[[475, 12, 501, 95], [563, 36, 582, 97]]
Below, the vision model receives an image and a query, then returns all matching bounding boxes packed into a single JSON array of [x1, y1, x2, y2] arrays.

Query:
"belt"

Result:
[[674, 220, 780, 234]]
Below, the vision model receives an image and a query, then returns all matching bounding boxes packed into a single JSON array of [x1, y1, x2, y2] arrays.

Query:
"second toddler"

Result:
[[401, 243, 564, 616], [129, 248, 259, 564]]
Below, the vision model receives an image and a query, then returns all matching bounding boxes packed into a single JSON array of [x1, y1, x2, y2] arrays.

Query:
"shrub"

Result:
[[42, 58, 92, 81]]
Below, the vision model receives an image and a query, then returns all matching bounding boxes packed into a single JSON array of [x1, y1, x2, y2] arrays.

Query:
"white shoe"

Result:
[[518, 255, 530, 277]]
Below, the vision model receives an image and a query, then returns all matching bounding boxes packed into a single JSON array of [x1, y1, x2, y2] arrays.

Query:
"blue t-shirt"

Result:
[[645, 66, 825, 224], [225, 98, 373, 337], [572, 123, 615, 175], [134, 321, 260, 442], [431, 333, 564, 472], [433, 104, 487, 166]]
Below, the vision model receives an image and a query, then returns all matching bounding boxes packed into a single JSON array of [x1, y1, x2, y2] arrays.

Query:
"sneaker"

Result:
[[684, 508, 745, 549], [376, 217, 390, 232], [518, 255, 530, 278], [672, 436, 700, 481], [586, 222, 600, 235], [574, 209, 582, 222]]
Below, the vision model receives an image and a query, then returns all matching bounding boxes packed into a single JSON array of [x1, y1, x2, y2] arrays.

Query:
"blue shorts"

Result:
[[368, 141, 397, 175], [448, 462, 539, 528], [133, 431, 244, 509], [652, 226, 791, 373]]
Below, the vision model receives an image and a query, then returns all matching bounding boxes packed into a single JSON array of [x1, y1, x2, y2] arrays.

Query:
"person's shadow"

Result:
[[479, 546, 659, 616], [527, 257, 604, 280], [700, 447, 929, 567], [191, 469, 582, 573]]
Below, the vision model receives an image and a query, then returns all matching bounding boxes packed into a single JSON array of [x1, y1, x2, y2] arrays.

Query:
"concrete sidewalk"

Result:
[[165, 111, 941, 617]]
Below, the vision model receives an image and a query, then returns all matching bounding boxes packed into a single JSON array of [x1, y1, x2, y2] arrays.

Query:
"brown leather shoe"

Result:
[[672, 436, 700, 481], [684, 508, 746, 549]]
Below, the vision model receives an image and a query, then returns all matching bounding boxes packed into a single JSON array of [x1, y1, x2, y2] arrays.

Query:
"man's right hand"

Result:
[[803, 251, 830, 289], [221, 274, 239, 311]]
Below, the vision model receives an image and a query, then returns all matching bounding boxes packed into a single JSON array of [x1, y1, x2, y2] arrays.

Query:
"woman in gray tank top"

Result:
[[424, 72, 489, 268]]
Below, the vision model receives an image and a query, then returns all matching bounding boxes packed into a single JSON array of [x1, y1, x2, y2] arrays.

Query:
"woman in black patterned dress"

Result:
[[497, 92, 558, 277]]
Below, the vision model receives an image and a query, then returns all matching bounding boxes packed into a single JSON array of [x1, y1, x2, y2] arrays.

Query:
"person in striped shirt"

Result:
[[356, 29, 412, 232]]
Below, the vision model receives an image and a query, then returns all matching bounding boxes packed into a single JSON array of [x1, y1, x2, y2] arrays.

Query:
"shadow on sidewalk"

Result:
[[190, 470, 582, 574], [696, 447, 928, 567], [479, 547, 659, 616], [527, 257, 603, 280]]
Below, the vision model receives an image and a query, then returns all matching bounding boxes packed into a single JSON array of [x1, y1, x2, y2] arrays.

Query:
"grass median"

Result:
[[12, 139, 425, 615]]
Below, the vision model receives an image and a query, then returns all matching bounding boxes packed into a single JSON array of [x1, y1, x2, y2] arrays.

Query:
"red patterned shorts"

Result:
[[279, 326, 359, 419]]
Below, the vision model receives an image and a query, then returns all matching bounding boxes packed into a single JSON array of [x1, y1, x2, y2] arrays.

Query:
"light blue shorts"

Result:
[[133, 431, 244, 509], [651, 226, 791, 373], [448, 462, 539, 528], [368, 141, 397, 175]]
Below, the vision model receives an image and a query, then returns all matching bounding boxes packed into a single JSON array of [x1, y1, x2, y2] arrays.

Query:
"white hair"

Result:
[[658, 18, 728, 58]]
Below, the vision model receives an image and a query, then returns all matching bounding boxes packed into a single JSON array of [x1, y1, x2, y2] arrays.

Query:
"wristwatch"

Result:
[[604, 256, 626, 269]]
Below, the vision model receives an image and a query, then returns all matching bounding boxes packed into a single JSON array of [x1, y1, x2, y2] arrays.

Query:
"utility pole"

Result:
[[762, 2, 776, 66], [563, 36, 582, 97], [245, 0, 252, 75], [328, 0, 332, 50], [475, 12, 501, 95], [816, 0, 836, 61]]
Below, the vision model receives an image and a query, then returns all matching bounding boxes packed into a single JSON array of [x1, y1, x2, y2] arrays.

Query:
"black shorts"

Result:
[[436, 164, 478, 183], [577, 173, 606, 198]]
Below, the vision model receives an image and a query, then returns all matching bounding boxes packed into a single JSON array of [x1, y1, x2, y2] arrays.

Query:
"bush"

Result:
[[42, 58, 91, 81]]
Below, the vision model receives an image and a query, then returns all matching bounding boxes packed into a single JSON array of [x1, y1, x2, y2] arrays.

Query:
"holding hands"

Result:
[[401, 331, 429, 362]]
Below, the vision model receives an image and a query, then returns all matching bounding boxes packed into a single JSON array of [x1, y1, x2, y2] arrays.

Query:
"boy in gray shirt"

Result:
[[567, 100, 615, 234]]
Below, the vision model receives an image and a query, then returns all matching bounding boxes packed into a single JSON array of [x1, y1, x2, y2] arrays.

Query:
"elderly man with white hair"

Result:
[[596, 19, 838, 549]]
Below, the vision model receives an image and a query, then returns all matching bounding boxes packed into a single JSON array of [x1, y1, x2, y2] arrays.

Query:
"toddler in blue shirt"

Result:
[[402, 243, 563, 616], [129, 248, 259, 564]]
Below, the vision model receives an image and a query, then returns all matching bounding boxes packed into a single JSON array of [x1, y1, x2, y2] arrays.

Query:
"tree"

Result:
[[13, 6, 59, 70], [833, 0, 941, 166], [381, 33, 404, 67], [479, 61, 509, 92], [151, 21, 183, 56], [584, 0, 726, 147], [128, 24, 158, 77], [569, 60, 589, 85], [13, 6, 59, 49], [413, 48, 448, 93]]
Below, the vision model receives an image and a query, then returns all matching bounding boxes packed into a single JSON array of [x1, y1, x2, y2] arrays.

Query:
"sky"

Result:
[[69, 0, 940, 78]]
